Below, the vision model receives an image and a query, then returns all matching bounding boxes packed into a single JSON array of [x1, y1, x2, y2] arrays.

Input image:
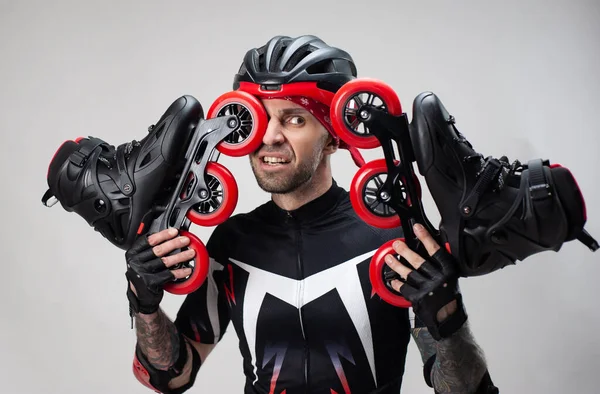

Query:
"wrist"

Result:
[[416, 293, 467, 341], [436, 299, 458, 322], [436, 316, 469, 343], [135, 309, 161, 320], [127, 279, 161, 315]]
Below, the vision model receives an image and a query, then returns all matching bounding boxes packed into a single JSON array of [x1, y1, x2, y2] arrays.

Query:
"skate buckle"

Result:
[[529, 183, 552, 200], [461, 158, 504, 217]]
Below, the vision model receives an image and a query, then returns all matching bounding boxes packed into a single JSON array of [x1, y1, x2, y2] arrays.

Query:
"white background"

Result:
[[1, 0, 599, 393]]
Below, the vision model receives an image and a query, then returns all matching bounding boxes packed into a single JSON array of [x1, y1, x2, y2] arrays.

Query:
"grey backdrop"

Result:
[[2, 0, 599, 393]]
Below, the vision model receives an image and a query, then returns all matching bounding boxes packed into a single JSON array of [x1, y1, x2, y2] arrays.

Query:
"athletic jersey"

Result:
[[174, 180, 412, 394]]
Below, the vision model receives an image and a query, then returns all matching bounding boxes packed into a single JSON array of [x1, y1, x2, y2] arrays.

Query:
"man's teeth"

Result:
[[263, 156, 289, 164]]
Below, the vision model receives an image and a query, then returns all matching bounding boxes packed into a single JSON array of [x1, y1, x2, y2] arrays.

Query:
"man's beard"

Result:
[[250, 141, 326, 194], [250, 159, 315, 194]]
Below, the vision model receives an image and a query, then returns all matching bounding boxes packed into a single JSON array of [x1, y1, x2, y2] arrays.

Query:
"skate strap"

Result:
[[528, 159, 598, 252], [42, 137, 107, 207], [461, 157, 504, 217], [527, 159, 554, 219], [68, 137, 107, 167], [527, 159, 551, 199], [577, 229, 599, 251], [116, 143, 135, 196]]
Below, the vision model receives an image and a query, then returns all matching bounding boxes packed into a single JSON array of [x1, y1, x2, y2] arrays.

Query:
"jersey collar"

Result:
[[264, 179, 346, 225]]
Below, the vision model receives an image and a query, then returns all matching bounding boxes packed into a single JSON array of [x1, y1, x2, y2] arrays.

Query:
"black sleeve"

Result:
[[174, 223, 232, 344]]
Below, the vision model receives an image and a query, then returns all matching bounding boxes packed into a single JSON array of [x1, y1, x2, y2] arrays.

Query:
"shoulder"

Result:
[[205, 199, 272, 253]]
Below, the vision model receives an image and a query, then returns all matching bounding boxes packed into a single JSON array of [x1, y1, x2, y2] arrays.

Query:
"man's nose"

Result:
[[262, 117, 285, 145]]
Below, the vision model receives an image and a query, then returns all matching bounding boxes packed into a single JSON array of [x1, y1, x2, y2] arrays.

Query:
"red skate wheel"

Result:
[[208, 91, 268, 157], [350, 158, 422, 229], [186, 161, 238, 227], [351, 158, 400, 229], [369, 239, 412, 308], [331, 78, 402, 150], [164, 230, 209, 295]]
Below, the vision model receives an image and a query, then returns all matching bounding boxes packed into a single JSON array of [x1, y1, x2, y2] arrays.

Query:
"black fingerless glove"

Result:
[[125, 235, 175, 317], [400, 248, 468, 340]]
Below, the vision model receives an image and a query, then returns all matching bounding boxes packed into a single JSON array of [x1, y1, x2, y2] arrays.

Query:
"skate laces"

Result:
[[453, 126, 475, 148], [453, 124, 514, 194], [119, 140, 139, 158], [459, 155, 510, 217], [98, 140, 140, 170], [450, 122, 518, 214], [475, 155, 518, 193], [98, 155, 112, 169]]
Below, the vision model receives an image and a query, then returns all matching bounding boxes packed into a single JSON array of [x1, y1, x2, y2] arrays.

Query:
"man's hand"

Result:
[[384, 223, 466, 340], [126, 228, 195, 315]]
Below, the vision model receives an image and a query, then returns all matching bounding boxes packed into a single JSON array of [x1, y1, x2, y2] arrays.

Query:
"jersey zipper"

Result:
[[288, 211, 309, 392]]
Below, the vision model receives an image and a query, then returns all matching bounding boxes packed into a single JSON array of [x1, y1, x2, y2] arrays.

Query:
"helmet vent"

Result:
[[258, 53, 266, 72], [306, 59, 332, 75], [283, 44, 315, 72], [269, 42, 287, 71]]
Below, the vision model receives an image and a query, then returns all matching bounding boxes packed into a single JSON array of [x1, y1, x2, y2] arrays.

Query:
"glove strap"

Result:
[[127, 281, 160, 328], [431, 293, 468, 340]]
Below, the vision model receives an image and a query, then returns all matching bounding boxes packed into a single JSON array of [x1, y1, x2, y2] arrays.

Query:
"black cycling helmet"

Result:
[[233, 34, 366, 167], [233, 35, 357, 96]]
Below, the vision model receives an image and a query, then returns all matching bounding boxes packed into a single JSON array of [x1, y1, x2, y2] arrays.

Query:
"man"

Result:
[[125, 35, 498, 394]]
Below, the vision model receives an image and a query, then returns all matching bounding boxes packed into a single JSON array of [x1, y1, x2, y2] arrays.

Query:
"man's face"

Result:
[[249, 99, 331, 194]]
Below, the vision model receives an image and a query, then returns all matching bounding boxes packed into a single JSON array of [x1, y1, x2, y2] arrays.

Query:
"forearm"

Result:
[[412, 321, 488, 393], [135, 308, 182, 370], [135, 308, 194, 390]]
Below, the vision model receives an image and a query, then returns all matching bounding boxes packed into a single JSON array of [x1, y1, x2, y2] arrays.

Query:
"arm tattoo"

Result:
[[412, 326, 437, 363], [412, 321, 488, 393], [135, 309, 181, 371]]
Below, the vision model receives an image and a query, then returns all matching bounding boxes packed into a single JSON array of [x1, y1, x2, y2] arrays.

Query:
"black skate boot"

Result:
[[409, 91, 598, 277], [41, 91, 267, 294], [42, 95, 203, 250]]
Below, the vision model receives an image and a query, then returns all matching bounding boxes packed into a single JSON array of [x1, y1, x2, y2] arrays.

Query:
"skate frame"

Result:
[[357, 107, 442, 270], [147, 114, 239, 235]]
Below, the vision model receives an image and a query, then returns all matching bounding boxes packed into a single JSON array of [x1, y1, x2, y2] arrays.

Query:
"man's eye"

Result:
[[287, 116, 305, 125]]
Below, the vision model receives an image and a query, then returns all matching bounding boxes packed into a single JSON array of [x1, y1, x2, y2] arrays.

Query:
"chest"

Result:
[[218, 221, 405, 337], [211, 216, 412, 391]]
